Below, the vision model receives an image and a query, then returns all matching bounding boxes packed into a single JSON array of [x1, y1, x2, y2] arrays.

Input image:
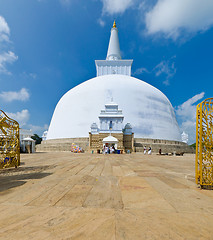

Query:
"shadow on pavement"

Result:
[[0, 166, 53, 192]]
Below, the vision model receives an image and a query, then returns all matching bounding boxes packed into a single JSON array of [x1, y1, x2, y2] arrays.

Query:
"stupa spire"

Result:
[[113, 20, 116, 28], [106, 21, 121, 60], [95, 20, 133, 76]]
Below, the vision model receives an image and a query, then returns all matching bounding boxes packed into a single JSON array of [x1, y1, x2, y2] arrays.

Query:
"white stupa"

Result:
[[47, 21, 181, 141]]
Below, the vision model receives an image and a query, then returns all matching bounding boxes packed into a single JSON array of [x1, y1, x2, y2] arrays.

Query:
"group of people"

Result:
[[143, 146, 152, 155], [103, 145, 116, 154]]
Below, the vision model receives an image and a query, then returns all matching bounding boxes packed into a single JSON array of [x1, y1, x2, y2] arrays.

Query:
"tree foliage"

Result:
[[190, 143, 196, 150], [31, 134, 42, 145]]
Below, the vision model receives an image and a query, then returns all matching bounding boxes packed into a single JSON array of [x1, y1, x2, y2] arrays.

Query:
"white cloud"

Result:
[[0, 16, 10, 43], [145, 0, 213, 39], [176, 92, 205, 120], [6, 109, 30, 127], [176, 92, 205, 144], [0, 88, 30, 102], [133, 57, 176, 84], [154, 57, 176, 85], [60, 0, 72, 7], [21, 72, 37, 79], [133, 67, 149, 75], [27, 124, 49, 134], [101, 0, 135, 15], [0, 17, 18, 74], [5, 108, 48, 136], [98, 18, 106, 27], [0, 51, 18, 74], [29, 73, 37, 79]]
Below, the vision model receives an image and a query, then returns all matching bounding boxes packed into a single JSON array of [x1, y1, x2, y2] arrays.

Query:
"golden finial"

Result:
[[113, 20, 116, 28]]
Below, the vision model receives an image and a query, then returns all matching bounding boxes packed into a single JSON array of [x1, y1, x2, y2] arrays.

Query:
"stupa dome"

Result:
[[46, 21, 181, 142], [47, 74, 181, 141]]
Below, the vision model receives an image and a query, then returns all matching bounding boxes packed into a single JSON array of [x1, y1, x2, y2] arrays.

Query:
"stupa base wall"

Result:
[[36, 137, 194, 154], [36, 138, 89, 152], [134, 138, 194, 154]]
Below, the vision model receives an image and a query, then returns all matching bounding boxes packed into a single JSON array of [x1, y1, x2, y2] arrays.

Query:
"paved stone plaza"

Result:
[[0, 152, 213, 239]]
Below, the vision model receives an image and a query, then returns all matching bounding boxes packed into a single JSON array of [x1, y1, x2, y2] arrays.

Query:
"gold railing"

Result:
[[196, 98, 213, 189], [0, 110, 20, 169]]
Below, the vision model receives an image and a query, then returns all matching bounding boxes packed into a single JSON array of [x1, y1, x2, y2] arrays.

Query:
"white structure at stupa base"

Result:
[[36, 20, 196, 153], [98, 100, 124, 134], [103, 135, 118, 149], [89, 100, 134, 152]]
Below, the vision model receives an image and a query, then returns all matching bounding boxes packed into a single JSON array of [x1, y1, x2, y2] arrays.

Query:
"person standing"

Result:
[[148, 147, 152, 155], [106, 146, 109, 154], [144, 146, 146, 154], [112, 145, 115, 154]]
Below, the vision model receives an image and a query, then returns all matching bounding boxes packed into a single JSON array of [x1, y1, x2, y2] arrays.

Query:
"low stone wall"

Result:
[[36, 137, 195, 154], [36, 138, 89, 152], [134, 138, 194, 154]]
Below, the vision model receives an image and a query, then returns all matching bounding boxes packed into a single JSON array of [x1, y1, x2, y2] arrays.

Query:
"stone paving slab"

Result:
[[0, 152, 213, 239]]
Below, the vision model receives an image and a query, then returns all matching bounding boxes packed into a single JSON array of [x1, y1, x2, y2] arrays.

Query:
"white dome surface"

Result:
[[47, 74, 181, 141]]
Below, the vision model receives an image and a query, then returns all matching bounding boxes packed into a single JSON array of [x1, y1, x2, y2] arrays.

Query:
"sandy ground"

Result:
[[0, 152, 213, 240]]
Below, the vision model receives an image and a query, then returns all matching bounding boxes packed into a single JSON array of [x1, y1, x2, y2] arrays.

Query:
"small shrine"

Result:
[[89, 100, 134, 153]]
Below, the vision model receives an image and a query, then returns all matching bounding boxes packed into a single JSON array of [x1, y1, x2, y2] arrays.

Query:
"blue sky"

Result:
[[0, 0, 213, 143]]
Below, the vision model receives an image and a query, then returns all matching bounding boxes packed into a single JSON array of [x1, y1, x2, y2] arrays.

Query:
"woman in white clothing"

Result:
[[144, 146, 146, 154]]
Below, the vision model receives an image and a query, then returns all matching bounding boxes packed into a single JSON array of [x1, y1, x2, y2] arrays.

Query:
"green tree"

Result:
[[190, 143, 196, 150], [31, 134, 42, 145]]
